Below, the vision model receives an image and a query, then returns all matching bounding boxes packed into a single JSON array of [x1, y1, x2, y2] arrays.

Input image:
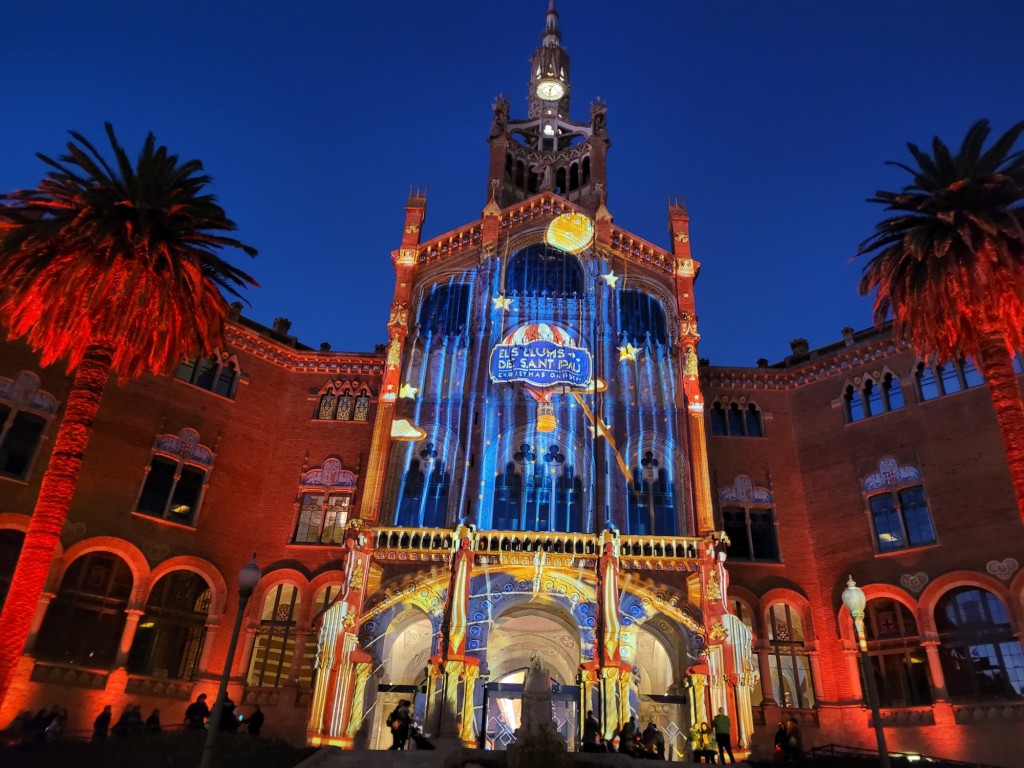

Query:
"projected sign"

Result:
[[545, 212, 594, 254], [489, 323, 592, 388]]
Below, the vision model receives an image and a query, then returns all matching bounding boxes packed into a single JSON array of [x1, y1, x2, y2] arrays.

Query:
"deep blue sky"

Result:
[[4, 2, 1022, 366]]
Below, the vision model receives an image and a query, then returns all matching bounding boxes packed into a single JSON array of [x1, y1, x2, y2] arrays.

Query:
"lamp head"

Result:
[[841, 575, 866, 616], [238, 554, 262, 593]]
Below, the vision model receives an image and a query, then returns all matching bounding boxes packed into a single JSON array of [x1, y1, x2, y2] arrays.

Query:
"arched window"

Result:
[[315, 382, 371, 422], [710, 402, 727, 436], [136, 429, 214, 528], [626, 452, 676, 535], [710, 401, 765, 437], [619, 290, 668, 346], [36, 552, 133, 667], [0, 529, 25, 609], [492, 443, 582, 532], [846, 374, 903, 422], [395, 445, 451, 528], [862, 598, 931, 707], [766, 603, 815, 709], [505, 244, 583, 297], [418, 283, 471, 336], [936, 587, 1024, 701], [916, 359, 984, 400], [845, 383, 866, 422], [883, 372, 905, 410], [175, 353, 239, 398], [0, 372, 57, 481], [569, 163, 579, 191], [248, 584, 301, 689], [916, 363, 940, 401], [128, 571, 211, 680]]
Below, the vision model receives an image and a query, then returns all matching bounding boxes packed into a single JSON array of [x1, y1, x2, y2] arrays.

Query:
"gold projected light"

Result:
[[545, 212, 594, 254]]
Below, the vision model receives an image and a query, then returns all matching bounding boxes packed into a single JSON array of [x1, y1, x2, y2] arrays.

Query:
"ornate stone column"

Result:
[[755, 646, 775, 705], [920, 640, 949, 700], [460, 663, 481, 746], [844, 648, 863, 700], [114, 608, 145, 668], [196, 618, 221, 676], [806, 651, 825, 704], [344, 661, 373, 739], [22, 592, 55, 653]]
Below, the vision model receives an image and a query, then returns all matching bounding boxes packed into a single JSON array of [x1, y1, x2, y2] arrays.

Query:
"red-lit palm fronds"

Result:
[[0, 123, 257, 704], [857, 118, 1024, 522]]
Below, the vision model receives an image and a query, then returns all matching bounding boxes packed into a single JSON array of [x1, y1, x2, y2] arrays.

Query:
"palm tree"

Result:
[[857, 118, 1024, 523], [0, 124, 257, 702]]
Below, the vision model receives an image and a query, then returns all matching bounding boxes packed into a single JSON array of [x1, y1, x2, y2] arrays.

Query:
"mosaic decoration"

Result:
[[863, 456, 921, 492], [154, 428, 214, 466], [986, 558, 1019, 581], [899, 571, 929, 593], [301, 458, 356, 488], [0, 371, 59, 414], [719, 475, 772, 505]]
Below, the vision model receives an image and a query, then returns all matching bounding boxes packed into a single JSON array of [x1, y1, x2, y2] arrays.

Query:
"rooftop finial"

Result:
[[541, 0, 561, 47]]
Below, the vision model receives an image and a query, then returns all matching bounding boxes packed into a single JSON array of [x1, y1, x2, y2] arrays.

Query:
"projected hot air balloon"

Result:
[[488, 323, 593, 432]]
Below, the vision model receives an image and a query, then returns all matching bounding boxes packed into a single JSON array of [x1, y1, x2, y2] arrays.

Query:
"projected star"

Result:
[[601, 270, 619, 288], [399, 382, 419, 399], [618, 342, 640, 362], [492, 294, 513, 311]]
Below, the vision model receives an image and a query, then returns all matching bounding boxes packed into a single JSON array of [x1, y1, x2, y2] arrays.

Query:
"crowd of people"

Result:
[[1, 693, 266, 746], [581, 711, 666, 758]]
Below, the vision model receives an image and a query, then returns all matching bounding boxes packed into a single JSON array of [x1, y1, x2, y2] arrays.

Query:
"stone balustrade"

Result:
[[371, 526, 708, 568]]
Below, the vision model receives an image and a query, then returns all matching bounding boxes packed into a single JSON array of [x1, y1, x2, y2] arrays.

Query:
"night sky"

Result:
[[4, 2, 1022, 367]]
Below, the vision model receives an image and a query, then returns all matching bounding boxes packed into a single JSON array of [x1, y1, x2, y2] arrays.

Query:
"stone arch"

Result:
[[251, 568, 310, 624], [760, 587, 814, 641], [61, 536, 150, 602], [836, 582, 919, 646], [148, 555, 228, 616], [465, 568, 598, 665], [381, 605, 436, 684], [918, 571, 1015, 635], [487, 599, 582, 685]]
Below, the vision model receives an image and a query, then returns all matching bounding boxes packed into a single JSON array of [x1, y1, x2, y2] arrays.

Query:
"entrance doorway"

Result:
[[479, 673, 580, 751]]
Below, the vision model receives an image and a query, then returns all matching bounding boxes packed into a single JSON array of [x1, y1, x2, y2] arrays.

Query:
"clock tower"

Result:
[[486, 0, 610, 212]]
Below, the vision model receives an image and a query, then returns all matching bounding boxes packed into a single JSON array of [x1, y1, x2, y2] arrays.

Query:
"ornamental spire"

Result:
[[541, 0, 561, 47]]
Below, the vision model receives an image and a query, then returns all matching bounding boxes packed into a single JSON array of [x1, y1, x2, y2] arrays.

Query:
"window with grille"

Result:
[[36, 552, 134, 667], [247, 584, 300, 688], [127, 571, 211, 680]]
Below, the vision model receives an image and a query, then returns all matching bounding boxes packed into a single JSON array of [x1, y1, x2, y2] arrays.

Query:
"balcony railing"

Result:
[[370, 526, 708, 570]]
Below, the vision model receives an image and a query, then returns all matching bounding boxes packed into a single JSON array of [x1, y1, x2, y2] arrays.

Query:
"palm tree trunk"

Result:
[[0, 345, 113, 704], [977, 335, 1024, 525]]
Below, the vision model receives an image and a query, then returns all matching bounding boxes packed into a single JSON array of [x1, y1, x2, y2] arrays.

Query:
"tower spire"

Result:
[[541, 0, 561, 47], [485, 1, 610, 213]]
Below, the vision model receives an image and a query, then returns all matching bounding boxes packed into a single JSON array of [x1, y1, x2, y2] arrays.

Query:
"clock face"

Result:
[[535, 79, 565, 101]]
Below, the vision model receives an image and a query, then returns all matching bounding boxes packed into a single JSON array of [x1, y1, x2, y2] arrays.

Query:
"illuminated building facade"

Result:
[[0, 4, 1022, 766]]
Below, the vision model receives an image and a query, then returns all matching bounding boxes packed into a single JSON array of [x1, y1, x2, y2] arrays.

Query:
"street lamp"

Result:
[[841, 576, 890, 768], [200, 555, 262, 768]]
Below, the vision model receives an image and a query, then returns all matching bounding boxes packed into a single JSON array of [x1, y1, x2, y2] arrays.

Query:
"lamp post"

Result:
[[841, 576, 890, 768], [199, 555, 261, 768]]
